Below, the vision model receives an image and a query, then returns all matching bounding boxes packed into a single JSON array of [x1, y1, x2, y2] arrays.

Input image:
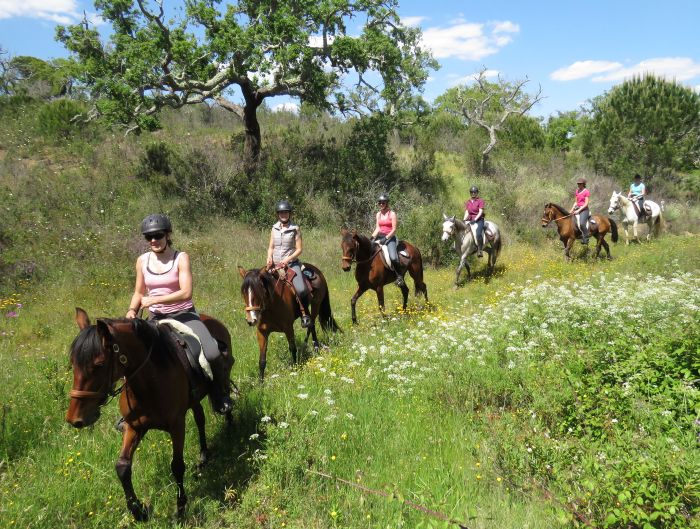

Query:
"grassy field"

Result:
[[0, 220, 698, 528]]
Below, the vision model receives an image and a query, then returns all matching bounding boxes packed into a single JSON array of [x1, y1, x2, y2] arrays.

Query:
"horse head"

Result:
[[608, 191, 622, 214], [541, 203, 557, 227], [441, 215, 457, 242], [66, 308, 133, 428], [239, 266, 269, 325], [340, 227, 357, 272]]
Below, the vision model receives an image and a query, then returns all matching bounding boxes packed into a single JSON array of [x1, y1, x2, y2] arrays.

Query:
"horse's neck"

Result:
[[355, 236, 373, 258]]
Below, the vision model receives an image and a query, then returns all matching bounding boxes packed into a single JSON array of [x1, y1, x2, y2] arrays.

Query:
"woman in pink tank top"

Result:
[[370, 193, 405, 286], [123, 214, 232, 414]]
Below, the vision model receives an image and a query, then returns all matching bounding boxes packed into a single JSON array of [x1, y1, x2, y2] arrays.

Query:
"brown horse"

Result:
[[541, 203, 619, 260], [340, 228, 428, 324], [238, 263, 340, 381], [65, 308, 233, 521]]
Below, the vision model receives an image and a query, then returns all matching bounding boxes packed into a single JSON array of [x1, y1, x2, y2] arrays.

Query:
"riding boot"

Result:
[[207, 356, 232, 414], [476, 241, 484, 257], [300, 295, 312, 328], [392, 260, 405, 286]]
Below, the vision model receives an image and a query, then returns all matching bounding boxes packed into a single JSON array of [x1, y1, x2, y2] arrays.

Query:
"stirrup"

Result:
[[115, 416, 125, 433], [395, 275, 405, 287], [301, 315, 312, 328], [211, 394, 233, 414]]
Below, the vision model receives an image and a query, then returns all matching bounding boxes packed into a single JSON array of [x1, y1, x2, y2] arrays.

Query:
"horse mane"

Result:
[[69, 318, 174, 371], [453, 218, 467, 231], [353, 232, 372, 253], [240, 268, 272, 307], [549, 203, 569, 216], [70, 325, 103, 371]]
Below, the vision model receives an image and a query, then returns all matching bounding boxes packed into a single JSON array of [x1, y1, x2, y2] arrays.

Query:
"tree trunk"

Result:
[[480, 127, 498, 174], [242, 98, 262, 174]]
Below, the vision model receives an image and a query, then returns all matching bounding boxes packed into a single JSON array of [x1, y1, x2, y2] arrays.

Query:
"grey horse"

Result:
[[441, 215, 502, 287]]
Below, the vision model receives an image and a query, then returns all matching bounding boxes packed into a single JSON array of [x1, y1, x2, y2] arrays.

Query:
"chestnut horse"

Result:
[[340, 228, 428, 324], [66, 308, 233, 521], [238, 263, 340, 381], [541, 203, 618, 260]]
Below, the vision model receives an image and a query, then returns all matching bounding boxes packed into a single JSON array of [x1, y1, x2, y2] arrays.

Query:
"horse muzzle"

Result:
[[607, 207, 615, 214], [441, 232, 450, 242], [65, 405, 101, 428]]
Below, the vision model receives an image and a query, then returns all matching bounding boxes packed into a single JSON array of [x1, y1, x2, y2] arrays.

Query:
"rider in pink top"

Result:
[[370, 193, 405, 286], [125, 214, 232, 414], [569, 177, 590, 244]]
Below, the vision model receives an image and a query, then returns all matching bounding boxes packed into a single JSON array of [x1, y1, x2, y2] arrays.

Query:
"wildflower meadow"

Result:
[[0, 226, 698, 528]]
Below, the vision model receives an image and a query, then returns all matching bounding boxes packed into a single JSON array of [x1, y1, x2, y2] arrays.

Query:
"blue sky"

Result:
[[1, 0, 699, 119]]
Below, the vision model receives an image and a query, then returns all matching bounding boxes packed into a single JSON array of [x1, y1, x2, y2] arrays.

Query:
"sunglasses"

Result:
[[144, 232, 166, 241], [378, 201, 388, 205]]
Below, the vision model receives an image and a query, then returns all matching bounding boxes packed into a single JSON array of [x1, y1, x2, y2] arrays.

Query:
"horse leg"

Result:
[[285, 327, 298, 364], [453, 256, 465, 287], [399, 282, 409, 311], [350, 286, 368, 325], [564, 238, 573, 261], [594, 235, 603, 258], [632, 220, 639, 242], [191, 401, 208, 471], [602, 238, 612, 260], [376, 285, 386, 316], [169, 419, 188, 519], [115, 425, 149, 521], [256, 330, 268, 382], [623, 221, 630, 245]]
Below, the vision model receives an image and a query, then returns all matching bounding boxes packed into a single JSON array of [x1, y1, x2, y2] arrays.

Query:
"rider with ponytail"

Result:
[[371, 193, 405, 286], [570, 177, 590, 244]]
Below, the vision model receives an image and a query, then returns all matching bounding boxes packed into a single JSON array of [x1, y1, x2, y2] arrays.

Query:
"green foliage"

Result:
[[36, 99, 86, 140], [0, 55, 80, 98], [501, 114, 545, 151], [581, 75, 700, 181], [544, 111, 581, 151]]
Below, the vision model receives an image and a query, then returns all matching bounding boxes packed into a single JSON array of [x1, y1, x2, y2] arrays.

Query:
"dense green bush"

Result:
[[36, 98, 86, 139]]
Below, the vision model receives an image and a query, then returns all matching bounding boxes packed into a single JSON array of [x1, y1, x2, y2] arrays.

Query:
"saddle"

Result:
[[375, 241, 411, 271], [573, 215, 597, 237], [279, 266, 315, 296], [632, 199, 651, 219], [158, 319, 213, 399], [468, 222, 496, 247]]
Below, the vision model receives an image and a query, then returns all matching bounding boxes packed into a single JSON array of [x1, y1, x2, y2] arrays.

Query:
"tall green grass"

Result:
[[1, 225, 698, 528]]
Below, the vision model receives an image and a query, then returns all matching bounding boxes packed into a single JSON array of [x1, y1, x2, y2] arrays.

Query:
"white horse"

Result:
[[441, 215, 502, 287], [607, 191, 663, 244]]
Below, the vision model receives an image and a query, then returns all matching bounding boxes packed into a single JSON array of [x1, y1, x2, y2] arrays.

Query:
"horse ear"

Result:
[[351, 228, 358, 238], [75, 307, 91, 329], [340, 226, 348, 235], [442, 213, 447, 220], [237, 265, 247, 279], [95, 319, 113, 343], [450, 215, 456, 222]]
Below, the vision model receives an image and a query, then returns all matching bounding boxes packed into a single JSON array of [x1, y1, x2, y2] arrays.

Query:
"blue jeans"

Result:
[[470, 219, 484, 248], [150, 308, 220, 362]]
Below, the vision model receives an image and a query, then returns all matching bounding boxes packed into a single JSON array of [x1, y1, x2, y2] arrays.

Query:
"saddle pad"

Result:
[[469, 223, 492, 246], [159, 319, 213, 381], [380, 245, 393, 270]]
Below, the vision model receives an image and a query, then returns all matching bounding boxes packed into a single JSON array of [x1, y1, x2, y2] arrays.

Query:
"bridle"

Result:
[[341, 238, 381, 265], [69, 338, 154, 405], [541, 206, 573, 226]]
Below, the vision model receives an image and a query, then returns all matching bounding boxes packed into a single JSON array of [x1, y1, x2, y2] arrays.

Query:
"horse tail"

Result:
[[653, 211, 664, 236], [410, 245, 428, 299], [319, 289, 341, 333], [493, 230, 502, 261], [608, 217, 619, 243]]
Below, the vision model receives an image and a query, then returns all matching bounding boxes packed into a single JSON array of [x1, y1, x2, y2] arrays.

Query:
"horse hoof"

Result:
[[130, 502, 150, 522]]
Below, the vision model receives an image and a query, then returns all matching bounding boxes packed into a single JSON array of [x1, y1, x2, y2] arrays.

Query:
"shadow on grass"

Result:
[[186, 391, 266, 517]]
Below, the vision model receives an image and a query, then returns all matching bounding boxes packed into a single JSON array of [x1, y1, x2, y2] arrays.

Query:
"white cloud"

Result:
[[593, 57, 700, 82], [420, 19, 519, 61], [0, 0, 81, 23], [271, 102, 299, 113], [492, 21, 519, 34], [448, 69, 499, 87], [550, 60, 622, 81], [552, 57, 700, 83], [695, 84, 700, 93], [401, 16, 427, 27]]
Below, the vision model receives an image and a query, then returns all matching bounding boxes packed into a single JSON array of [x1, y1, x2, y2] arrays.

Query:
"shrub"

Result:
[[36, 98, 85, 139]]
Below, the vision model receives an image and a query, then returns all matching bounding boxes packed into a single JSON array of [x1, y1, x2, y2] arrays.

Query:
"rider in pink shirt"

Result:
[[569, 177, 590, 244], [370, 193, 405, 286]]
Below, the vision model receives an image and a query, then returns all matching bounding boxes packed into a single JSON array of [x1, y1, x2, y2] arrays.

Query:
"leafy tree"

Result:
[[582, 75, 700, 179], [56, 0, 436, 168], [544, 111, 580, 152], [434, 68, 543, 173], [0, 53, 79, 98]]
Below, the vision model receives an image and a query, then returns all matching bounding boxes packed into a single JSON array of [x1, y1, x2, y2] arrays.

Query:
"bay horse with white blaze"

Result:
[[340, 228, 428, 324], [541, 203, 618, 260], [238, 263, 340, 381], [66, 308, 234, 521]]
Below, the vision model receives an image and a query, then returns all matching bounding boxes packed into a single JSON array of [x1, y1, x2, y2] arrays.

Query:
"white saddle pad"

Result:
[[468, 222, 495, 247], [376, 243, 409, 270], [159, 319, 213, 380]]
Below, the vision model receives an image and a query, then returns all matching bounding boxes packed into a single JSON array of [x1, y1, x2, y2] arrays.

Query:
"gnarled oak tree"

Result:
[[56, 0, 436, 167]]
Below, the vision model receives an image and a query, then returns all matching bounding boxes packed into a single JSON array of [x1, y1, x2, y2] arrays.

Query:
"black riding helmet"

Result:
[[276, 200, 293, 213], [377, 193, 389, 203], [141, 213, 172, 234], [470, 186, 479, 194]]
